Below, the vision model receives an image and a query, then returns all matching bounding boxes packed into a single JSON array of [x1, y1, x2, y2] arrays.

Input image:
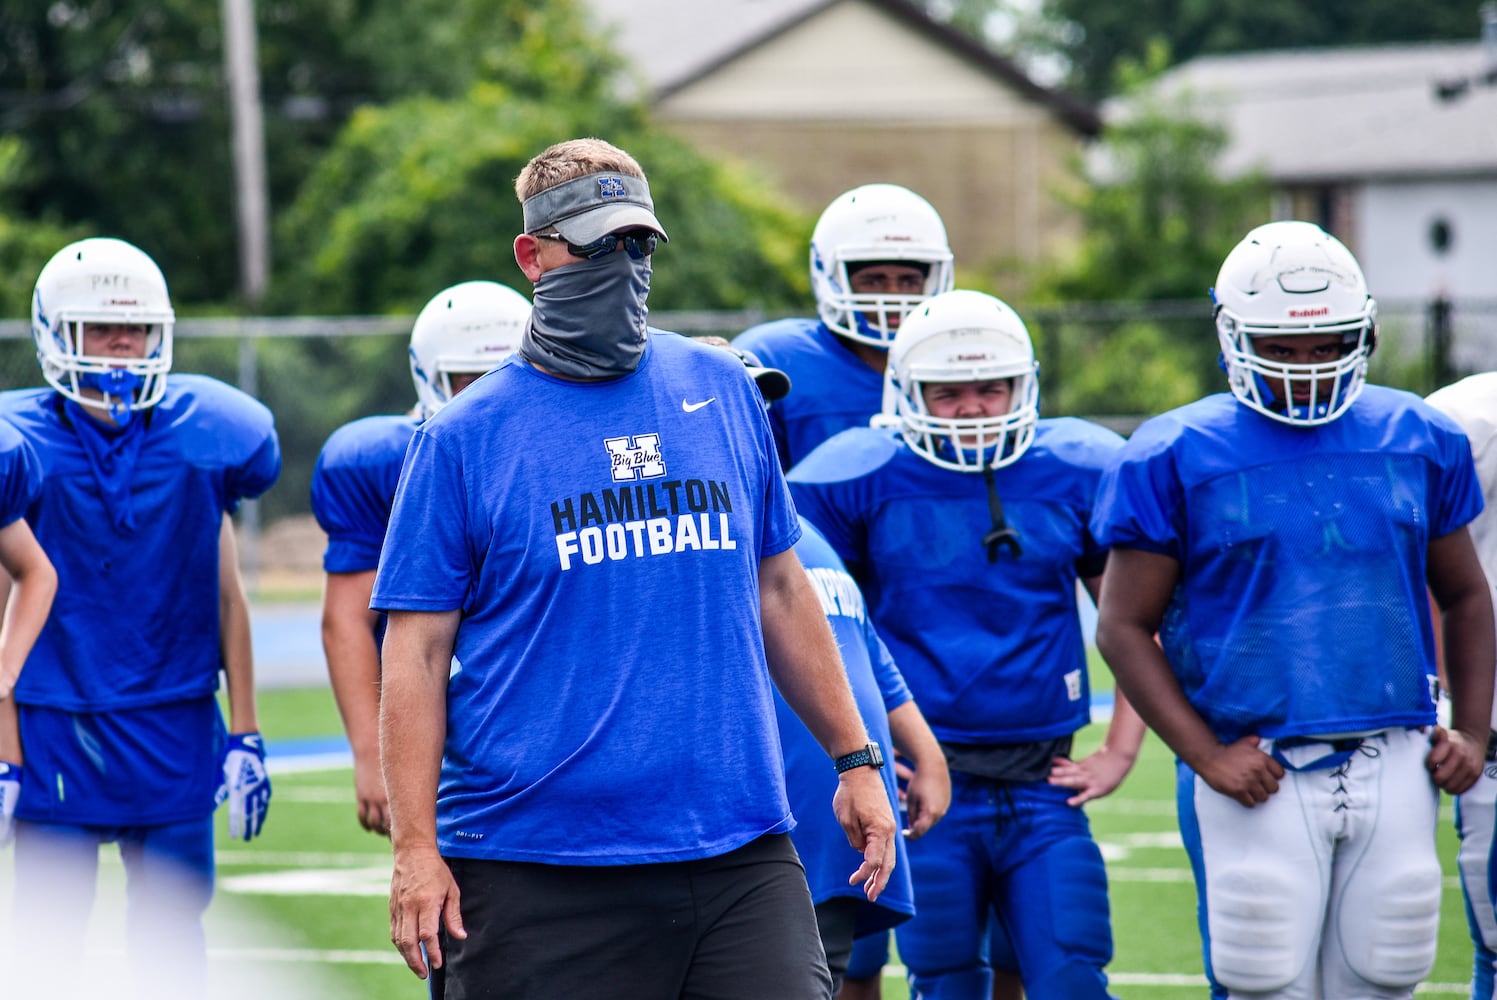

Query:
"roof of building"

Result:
[[584, 0, 1100, 135], [1135, 42, 1497, 181]]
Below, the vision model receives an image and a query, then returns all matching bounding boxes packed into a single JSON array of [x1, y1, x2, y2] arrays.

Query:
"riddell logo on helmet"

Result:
[[881, 235, 914, 242], [955, 353, 992, 362], [1288, 306, 1331, 318], [105, 297, 141, 307]]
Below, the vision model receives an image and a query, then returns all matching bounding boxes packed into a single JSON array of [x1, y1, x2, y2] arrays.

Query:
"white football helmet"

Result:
[[881, 289, 1039, 472], [409, 281, 531, 416], [810, 184, 954, 347], [31, 237, 174, 413], [1213, 221, 1377, 426]]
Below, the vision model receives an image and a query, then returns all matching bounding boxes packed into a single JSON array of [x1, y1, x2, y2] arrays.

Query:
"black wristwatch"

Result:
[[834, 741, 885, 774]]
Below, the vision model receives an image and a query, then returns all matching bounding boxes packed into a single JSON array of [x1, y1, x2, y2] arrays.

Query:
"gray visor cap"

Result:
[[522, 172, 669, 244]]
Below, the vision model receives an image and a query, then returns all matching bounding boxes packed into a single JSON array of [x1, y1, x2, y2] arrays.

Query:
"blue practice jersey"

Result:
[[311, 413, 420, 573], [779, 517, 915, 936], [0, 420, 41, 529], [2, 375, 281, 711], [789, 419, 1122, 744], [373, 332, 801, 865], [734, 318, 885, 470], [1092, 387, 1482, 742]]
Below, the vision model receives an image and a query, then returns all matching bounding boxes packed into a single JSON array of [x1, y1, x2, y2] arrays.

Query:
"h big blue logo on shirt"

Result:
[[605, 434, 665, 481], [598, 176, 626, 199]]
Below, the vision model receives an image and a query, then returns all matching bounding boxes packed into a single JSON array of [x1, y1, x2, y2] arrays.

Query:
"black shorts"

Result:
[[439, 833, 831, 999]]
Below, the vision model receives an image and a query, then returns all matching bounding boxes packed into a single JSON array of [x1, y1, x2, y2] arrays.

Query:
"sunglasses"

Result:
[[535, 230, 658, 261]]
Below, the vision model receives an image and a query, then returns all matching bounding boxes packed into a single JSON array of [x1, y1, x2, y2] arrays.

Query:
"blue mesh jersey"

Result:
[[733, 318, 885, 470], [1092, 387, 1482, 742], [789, 419, 1123, 744], [372, 332, 802, 865], [779, 516, 914, 936], [311, 413, 420, 573], [0, 375, 281, 711], [0, 421, 41, 529]]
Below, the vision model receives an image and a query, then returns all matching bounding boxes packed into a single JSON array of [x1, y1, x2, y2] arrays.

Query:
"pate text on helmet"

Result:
[[810, 184, 954, 348], [882, 289, 1039, 472], [409, 281, 531, 417], [31, 237, 174, 413], [1212, 220, 1377, 427]]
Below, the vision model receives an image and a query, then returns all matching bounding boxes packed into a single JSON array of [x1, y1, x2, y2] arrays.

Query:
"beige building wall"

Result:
[[653, 0, 1089, 293]]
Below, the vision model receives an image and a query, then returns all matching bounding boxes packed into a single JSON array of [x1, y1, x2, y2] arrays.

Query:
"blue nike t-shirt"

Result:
[[373, 332, 802, 864]]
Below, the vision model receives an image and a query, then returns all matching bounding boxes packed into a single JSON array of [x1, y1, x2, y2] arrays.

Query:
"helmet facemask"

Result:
[[815, 249, 955, 346], [1216, 308, 1375, 426]]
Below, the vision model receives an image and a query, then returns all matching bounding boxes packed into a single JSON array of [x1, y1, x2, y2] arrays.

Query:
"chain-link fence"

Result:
[[5, 297, 1496, 581]]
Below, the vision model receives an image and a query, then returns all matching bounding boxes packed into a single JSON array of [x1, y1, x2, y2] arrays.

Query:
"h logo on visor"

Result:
[[598, 177, 626, 199]]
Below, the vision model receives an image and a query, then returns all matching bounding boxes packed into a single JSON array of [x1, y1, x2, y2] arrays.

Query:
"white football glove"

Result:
[[220, 733, 271, 841], [0, 761, 21, 848]]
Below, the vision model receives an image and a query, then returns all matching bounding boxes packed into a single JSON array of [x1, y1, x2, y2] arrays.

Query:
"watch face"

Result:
[[867, 741, 885, 768]]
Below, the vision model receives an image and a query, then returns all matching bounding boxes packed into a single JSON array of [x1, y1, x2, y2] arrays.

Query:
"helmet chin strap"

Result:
[[981, 465, 1022, 562], [79, 369, 143, 426]]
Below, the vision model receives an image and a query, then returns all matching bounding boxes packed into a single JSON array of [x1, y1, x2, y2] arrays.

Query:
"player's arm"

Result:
[[885, 699, 948, 840], [760, 547, 898, 900], [1426, 526, 1496, 795], [219, 513, 258, 734], [1048, 573, 1146, 806], [0, 519, 57, 763], [322, 569, 389, 835], [1095, 548, 1283, 807], [381, 608, 466, 978]]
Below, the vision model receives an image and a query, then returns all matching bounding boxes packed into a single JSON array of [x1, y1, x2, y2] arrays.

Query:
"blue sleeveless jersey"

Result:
[[373, 332, 801, 865], [1, 376, 281, 711], [0, 421, 41, 528], [779, 517, 914, 935], [733, 318, 885, 470], [1092, 387, 1482, 741], [789, 419, 1122, 744], [311, 413, 420, 573]]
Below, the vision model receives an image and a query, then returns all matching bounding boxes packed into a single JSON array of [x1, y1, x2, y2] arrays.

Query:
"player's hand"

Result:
[[1048, 744, 1138, 807], [1196, 735, 1284, 807], [1428, 726, 1485, 795], [352, 752, 391, 836], [219, 732, 272, 840], [833, 765, 898, 901], [389, 844, 466, 979], [901, 755, 950, 841], [0, 761, 21, 847]]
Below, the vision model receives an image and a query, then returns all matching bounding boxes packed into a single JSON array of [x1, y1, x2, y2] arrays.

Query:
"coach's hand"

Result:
[[1428, 726, 1484, 795], [0, 761, 21, 847], [1198, 735, 1285, 807], [834, 765, 898, 901], [220, 732, 272, 840], [390, 844, 466, 979]]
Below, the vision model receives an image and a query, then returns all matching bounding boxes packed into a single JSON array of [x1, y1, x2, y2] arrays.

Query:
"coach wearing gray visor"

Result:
[[374, 136, 896, 1000]]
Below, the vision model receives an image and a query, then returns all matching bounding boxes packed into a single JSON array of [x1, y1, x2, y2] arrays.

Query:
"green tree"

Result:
[[271, 86, 810, 315], [1029, 78, 1271, 414], [1042, 0, 1484, 98]]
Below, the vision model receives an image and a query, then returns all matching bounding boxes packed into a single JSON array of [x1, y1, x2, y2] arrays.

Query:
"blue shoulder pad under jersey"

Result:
[[1092, 386, 1479, 741], [312, 413, 420, 573], [2, 375, 281, 712], [0, 420, 42, 527], [786, 427, 903, 564], [776, 517, 914, 934], [734, 318, 886, 470]]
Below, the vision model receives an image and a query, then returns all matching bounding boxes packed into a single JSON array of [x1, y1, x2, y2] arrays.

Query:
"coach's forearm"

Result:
[[380, 609, 459, 849], [760, 550, 869, 758]]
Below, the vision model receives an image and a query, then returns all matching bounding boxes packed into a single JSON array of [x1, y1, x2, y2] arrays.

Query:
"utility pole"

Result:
[[222, 0, 269, 305]]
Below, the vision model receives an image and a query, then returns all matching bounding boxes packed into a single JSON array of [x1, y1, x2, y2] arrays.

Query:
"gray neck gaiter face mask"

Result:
[[520, 250, 652, 379]]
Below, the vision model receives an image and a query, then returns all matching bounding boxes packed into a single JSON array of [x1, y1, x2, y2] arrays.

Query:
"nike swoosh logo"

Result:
[[682, 398, 717, 412]]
